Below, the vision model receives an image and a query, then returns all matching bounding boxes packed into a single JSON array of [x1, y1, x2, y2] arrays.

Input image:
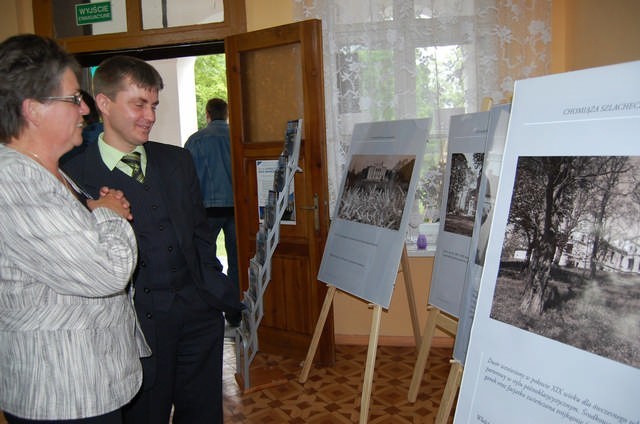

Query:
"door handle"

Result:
[[300, 193, 320, 232]]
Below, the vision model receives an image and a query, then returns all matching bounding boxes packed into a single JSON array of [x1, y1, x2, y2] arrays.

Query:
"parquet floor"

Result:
[[222, 338, 456, 423], [0, 339, 455, 424]]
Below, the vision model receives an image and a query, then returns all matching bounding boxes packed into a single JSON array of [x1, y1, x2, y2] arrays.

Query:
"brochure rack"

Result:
[[234, 119, 303, 391]]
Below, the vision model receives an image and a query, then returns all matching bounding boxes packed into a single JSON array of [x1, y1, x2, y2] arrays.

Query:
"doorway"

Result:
[[73, 19, 335, 369]]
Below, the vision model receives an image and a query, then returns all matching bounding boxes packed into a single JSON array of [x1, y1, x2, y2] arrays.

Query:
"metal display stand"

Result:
[[234, 119, 303, 391]]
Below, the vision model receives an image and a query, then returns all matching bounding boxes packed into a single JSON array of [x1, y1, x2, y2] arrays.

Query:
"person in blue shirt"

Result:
[[185, 98, 241, 328]]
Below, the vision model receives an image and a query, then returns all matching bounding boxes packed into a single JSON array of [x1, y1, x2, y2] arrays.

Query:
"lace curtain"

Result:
[[293, 0, 551, 243]]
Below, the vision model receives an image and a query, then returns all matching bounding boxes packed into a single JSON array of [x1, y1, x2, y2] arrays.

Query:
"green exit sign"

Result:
[[75, 1, 112, 26]]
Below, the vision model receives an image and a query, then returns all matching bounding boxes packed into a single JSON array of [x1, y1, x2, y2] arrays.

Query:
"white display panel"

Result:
[[455, 61, 640, 424], [428, 111, 490, 317], [318, 119, 430, 308]]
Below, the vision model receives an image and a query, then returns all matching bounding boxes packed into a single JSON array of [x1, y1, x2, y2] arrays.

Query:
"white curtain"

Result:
[[293, 0, 551, 237]]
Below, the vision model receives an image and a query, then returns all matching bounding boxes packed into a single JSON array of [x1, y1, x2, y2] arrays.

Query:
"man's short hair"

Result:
[[206, 98, 228, 121], [93, 55, 164, 100]]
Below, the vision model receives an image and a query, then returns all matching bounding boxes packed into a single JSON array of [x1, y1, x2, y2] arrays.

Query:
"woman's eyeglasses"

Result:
[[42, 92, 84, 106]]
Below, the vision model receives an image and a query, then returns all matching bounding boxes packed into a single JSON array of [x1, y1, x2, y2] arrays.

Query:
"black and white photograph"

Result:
[[318, 119, 429, 308], [443, 152, 484, 237], [337, 154, 416, 231], [490, 155, 640, 369]]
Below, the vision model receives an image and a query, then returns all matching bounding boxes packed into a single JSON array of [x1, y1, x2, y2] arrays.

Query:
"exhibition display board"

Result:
[[453, 103, 511, 364], [455, 61, 640, 424], [308, 119, 430, 423], [409, 105, 510, 422], [428, 110, 491, 317], [317, 119, 431, 308]]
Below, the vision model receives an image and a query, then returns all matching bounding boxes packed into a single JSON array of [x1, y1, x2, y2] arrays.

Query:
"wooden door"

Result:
[[225, 19, 334, 365]]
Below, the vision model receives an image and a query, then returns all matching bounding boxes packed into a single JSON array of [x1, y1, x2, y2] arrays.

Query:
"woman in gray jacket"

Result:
[[0, 35, 149, 423]]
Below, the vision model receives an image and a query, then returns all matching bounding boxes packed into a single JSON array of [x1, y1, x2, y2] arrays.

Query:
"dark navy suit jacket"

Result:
[[62, 141, 243, 382]]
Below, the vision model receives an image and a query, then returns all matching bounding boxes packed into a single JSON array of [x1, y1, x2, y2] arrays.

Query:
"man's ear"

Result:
[[95, 93, 110, 116]]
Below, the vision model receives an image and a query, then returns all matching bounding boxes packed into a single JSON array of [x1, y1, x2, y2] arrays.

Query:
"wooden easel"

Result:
[[436, 359, 464, 423], [299, 246, 421, 424], [405, 97, 494, 422], [407, 305, 459, 423]]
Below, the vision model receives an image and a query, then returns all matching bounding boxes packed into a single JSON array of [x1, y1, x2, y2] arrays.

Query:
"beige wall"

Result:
[[552, 0, 640, 73], [333, 256, 443, 346], [245, 0, 293, 31], [4, 0, 640, 345], [0, 0, 34, 39]]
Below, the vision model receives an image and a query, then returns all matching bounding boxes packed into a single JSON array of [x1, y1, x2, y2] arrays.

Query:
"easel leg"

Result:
[[400, 246, 421, 348], [359, 304, 382, 424], [408, 306, 440, 402], [435, 360, 463, 424], [298, 285, 336, 383]]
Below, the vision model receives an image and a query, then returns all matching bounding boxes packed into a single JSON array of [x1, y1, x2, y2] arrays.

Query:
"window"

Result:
[[141, 0, 224, 29], [295, 0, 551, 254], [329, 2, 476, 251]]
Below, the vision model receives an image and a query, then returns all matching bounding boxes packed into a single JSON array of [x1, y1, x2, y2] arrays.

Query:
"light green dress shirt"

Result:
[[98, 134, 147, 177]]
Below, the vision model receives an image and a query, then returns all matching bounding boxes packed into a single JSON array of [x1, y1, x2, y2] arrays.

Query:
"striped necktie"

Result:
[[121, 151, 144, 183]]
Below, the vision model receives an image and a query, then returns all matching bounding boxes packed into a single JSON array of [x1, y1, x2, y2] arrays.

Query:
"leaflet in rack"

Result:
[[235, 119, 303, 390]]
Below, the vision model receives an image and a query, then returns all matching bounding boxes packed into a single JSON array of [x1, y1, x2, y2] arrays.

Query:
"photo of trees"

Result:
[[490, 156, 640, 369], [443, 152, 484, 237]]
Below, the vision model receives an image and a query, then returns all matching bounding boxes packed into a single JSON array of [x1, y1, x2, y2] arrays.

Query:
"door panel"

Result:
[[240, 44, 304, 142], [226, 19, 334, 365]]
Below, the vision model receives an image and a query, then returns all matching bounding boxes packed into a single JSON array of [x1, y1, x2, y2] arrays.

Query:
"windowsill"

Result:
[[405, 243, 437, 257]]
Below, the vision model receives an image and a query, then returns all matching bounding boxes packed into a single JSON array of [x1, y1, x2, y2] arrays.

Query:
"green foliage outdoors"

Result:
[[194, 54, 228, 129], [355, 44, 465, 223], [359, 49, 395, 121], [416, 45, 465, 115]]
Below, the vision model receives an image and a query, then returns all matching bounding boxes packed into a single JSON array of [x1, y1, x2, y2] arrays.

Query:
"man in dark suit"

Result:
[[62, 55, 242, 424]]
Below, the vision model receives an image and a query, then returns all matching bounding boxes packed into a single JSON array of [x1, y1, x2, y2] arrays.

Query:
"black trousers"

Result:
[[123, 285, 225, 424]]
